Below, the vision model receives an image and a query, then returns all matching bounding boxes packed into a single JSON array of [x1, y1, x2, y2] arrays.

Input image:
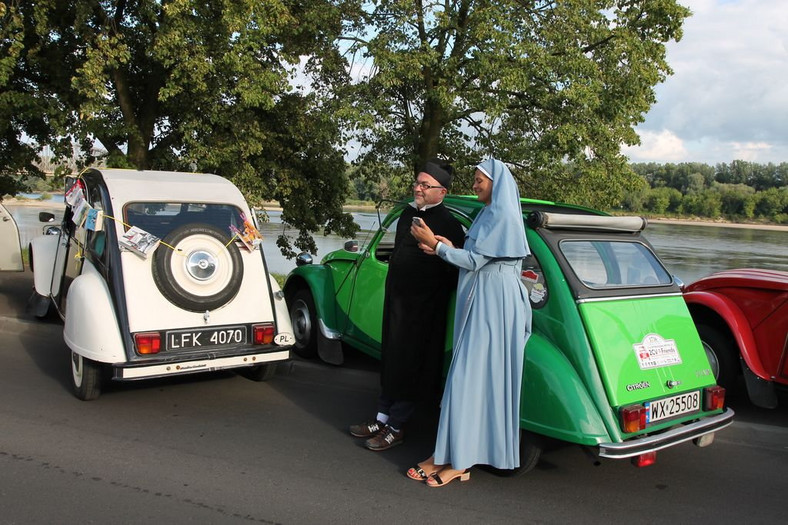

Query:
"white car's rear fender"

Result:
[[269, 274, 295, 342], [29, 235, 61, 296], [64, 261, 125, 363]]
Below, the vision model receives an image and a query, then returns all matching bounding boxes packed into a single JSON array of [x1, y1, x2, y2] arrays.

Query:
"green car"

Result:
[[283, 195, 734, 471]]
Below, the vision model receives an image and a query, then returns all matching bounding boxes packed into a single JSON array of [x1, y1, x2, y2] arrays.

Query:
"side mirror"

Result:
[[295, 252, 313, 267], [39, 212, 55, 223], [344, 240, 359, 253], [43, 225, 61, 236]]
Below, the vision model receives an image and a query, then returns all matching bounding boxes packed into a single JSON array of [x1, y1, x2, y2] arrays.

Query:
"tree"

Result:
[[0, 1, 73, 195], [346, 0, 690, 207], [3, 0, 360, 254]]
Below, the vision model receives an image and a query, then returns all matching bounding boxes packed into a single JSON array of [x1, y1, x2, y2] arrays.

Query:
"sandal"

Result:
[[406, 462, 441, 482], [406, 465, 429, 481], [426, 469, 470, 488]]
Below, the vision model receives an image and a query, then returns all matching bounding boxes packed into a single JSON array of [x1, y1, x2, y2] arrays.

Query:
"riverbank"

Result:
[[5, 196, 786, 232], [649, 217, 788, 232]]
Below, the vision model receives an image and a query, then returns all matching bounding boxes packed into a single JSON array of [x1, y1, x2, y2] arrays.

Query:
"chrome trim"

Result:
[[598, 408, 734, 459], [116, 349, 290, 380], [577, 292, 683, 304], [319, 318, 342, 340]]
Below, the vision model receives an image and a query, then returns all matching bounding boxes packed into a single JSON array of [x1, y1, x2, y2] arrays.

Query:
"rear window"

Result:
[[560, 240, 672, 288], [123, 202, 244, 240]]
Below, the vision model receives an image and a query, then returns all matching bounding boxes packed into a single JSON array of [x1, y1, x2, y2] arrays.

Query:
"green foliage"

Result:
[[753, 188, 787, 223], [625, 161, 787, 223], [3, 0, 361, 255], [346, 0, 691, 206]]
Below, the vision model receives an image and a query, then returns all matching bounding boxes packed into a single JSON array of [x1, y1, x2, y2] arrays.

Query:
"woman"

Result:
[[409, 158, 532, 487]]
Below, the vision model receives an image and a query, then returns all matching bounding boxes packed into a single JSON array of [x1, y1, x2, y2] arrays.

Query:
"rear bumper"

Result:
[[598, 408, 735, 459], [113, 348, 291, 380]]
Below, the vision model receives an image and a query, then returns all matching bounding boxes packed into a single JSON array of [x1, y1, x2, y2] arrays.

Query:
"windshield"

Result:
[[560, 240, 672, 288]]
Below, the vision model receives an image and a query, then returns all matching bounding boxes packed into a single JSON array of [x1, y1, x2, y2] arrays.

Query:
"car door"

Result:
[[342, 214, 400, 355], [0, 202, 23, 271], [50, 179, 89, 315]]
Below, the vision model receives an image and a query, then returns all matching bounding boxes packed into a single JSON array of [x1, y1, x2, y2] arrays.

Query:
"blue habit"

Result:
[[432, 159, 532, 470]]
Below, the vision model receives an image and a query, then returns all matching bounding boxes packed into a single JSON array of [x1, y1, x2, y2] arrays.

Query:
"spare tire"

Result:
[[152, 223, 243, 312]]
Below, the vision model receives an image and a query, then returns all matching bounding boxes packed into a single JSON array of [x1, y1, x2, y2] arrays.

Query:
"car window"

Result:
[[521, 254, 548, 308], [123, 202, 244, 240], [560, 240, 672, 288], [374, 216, 398, 262], [373, 210, 469, 263]]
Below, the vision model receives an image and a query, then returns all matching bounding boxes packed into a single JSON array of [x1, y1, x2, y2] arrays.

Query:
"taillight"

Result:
[[631, 451, 657, 467], [620, 404, 647, 433], [253, 324, 275, 345], [704, 385, 725, 411], [135, 332, 161, 354]]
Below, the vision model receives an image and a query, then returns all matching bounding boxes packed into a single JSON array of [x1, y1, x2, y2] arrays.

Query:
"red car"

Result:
[[683, 269, 788, 408]]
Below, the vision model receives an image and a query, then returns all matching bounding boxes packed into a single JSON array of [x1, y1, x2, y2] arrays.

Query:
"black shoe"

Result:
[[349, 419, 385, 438], [365, 425, 404, 451]]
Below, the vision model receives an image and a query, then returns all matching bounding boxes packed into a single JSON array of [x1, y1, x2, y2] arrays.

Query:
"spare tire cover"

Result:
[[152, 223, 243, 312]]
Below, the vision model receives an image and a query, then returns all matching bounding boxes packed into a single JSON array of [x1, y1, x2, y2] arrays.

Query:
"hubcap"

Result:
[[186, 250, 218, 281], [702, 341, 720, 379], [291, 300, 312, 347], [71, 352, 83, 387]]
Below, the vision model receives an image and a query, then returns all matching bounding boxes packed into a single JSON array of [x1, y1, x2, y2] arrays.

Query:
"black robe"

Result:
[[380, 203, 466, 401]]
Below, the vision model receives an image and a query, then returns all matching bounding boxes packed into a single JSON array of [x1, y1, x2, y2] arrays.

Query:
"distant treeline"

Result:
[[622, 161, 787, 224]]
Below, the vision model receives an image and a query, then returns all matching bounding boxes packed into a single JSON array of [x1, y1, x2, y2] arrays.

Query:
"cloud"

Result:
[[624, 0, 788, 165], [622, 130, 687, 162]]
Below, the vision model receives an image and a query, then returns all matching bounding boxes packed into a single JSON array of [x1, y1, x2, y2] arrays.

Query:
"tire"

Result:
[[697, 323, 738, 390], [288, 288, 318, 358], [489, 430, 543, 477], [152, 223, 243, 312], [70, 351, 102, 401], [238, 363, 277, 382], [517, 430, 543, 475]]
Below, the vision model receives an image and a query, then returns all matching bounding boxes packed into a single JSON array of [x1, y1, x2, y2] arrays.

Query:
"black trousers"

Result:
[[377, 395, 415, 430]]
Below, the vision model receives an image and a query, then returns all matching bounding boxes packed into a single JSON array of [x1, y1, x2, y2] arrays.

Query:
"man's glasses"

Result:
[[413, 181, 444, 190]]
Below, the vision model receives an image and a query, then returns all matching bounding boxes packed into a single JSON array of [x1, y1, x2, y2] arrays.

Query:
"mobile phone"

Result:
[[412, 217, 423, 226]]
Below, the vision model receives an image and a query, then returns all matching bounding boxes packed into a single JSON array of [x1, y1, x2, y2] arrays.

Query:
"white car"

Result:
[[0, 201, 24, 272], [26, 168, 293, 400]]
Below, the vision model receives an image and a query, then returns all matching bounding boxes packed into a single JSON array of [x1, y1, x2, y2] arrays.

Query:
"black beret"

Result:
[[420, 160, 453, 189]]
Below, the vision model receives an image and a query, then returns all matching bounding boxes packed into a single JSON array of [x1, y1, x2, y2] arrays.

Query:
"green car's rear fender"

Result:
[[521, 333, 610, 445], [285, 264, 344, 336]]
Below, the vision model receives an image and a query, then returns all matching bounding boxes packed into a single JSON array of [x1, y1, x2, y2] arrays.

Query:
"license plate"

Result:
[[166, 326, 247, 350], [645, 390, 700, 423]]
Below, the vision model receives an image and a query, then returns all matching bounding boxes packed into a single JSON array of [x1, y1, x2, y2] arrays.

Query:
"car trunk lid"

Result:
[[578, 294, 717, 409]]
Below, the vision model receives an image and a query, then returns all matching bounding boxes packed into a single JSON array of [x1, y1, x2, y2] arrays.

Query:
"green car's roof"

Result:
[[386, 194, 607, 221]]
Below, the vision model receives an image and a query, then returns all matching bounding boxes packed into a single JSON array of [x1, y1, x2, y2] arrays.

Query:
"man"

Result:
[[350, 160, 465, 451]]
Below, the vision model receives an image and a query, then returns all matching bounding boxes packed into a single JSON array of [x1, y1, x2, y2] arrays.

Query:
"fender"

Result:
[[685, 290, 768, 380], [268, 273, 295, 346], [29, 235, 61, 296], [286, 264, 342, 336], [521, 333, 610, 446], [63, 261, 125, 363]]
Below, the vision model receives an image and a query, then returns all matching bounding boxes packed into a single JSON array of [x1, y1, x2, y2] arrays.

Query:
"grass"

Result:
[[271, 273, 286, 288]]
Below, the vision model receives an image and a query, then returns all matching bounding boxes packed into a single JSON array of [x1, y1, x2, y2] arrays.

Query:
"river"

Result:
[[7, 201, 787, 284]]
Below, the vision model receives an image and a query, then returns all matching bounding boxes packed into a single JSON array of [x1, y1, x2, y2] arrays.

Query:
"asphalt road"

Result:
[[1, 270, 786, 525]]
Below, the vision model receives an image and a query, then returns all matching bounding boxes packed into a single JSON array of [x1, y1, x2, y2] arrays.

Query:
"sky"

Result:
[[621, 0, 788, 166]]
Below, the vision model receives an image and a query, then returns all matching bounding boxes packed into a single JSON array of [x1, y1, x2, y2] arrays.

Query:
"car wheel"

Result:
[[238, 364, 277, 382], [289, 288, 318, 358], [152, 223, 243, 312], [697, 323, 738, 390], [70, 351, 102, 401], [517, 430, 543, 474], [490, 430, 543, 477]]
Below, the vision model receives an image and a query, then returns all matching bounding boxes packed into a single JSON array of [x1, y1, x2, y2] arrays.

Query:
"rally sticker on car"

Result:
[[633, 333, 682, 370]]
